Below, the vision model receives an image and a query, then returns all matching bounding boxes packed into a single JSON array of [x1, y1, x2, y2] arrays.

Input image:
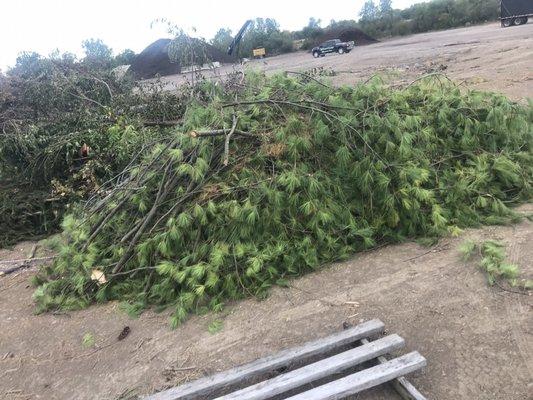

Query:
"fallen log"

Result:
[[0, 254, 56, 277]]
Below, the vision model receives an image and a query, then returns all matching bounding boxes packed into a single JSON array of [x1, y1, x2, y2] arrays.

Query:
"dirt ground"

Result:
[[160, 22, 533, 101], [1, 23, 533, 400], [1, 205, 532, 400]]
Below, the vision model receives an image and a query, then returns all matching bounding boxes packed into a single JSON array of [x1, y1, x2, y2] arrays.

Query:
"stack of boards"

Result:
[[144, 319, 427, 400]]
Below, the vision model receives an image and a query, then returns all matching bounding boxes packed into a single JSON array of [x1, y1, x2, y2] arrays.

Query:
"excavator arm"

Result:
[[227, 19, 252, 56]]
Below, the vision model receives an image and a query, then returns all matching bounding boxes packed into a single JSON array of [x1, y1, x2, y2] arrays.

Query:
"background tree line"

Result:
[[211, 18, 294, 58], [357, 0, 500, 38], [208, 0, 500, 56], [2, 0, 502, 73]]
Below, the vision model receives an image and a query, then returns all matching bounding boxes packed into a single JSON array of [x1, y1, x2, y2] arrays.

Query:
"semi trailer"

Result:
[[501, 0, 533, 27]]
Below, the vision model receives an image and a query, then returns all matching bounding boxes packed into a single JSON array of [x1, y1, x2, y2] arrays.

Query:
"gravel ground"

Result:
[[158, 22, 533, 101]]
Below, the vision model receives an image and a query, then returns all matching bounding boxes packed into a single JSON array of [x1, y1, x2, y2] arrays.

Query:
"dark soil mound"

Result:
[[129, 38, 235, 80], [315, 27, 378, 46], [129, 39, 181, 80], [197, 39, 235, 64]]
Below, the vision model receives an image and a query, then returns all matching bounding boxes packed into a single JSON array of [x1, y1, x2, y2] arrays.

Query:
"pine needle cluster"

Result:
[[460, 239, 530, 288], [32, 72, 532, 326]]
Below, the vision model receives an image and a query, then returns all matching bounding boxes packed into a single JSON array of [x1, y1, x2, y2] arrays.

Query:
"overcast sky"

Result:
[[0, 0, 424, 70]]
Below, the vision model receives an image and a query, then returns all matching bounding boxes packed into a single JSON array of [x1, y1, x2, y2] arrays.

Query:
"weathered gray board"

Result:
[[144, 319, 384, 400], [361, 338, 427, 400], [285, 352, 427, 400], [216, 334, 405, 400]]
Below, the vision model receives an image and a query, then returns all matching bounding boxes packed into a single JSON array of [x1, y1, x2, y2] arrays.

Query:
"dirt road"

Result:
[[162, 22, 533, 100]]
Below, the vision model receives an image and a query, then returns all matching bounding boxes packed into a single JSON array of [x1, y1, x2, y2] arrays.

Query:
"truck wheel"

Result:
[[514, 17, 528, 25], [313, 51, 319, 58], [502, 18, 513, 27], [337, 47, 345, 54]]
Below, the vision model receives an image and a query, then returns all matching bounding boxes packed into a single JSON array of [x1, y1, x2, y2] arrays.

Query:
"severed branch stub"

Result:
[[189, 128, 253, 138], [224, 115, 239, 166], [143, 120, 182, 127]]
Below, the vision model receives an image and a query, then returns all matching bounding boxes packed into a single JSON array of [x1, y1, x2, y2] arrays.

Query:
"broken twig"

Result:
[[224, 115, 239, 166]]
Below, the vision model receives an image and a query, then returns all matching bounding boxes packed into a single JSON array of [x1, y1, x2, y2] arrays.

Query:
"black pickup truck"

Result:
[[312, 39, 354, 58]]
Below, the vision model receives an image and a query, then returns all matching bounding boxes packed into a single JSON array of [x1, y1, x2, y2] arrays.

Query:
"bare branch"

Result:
[[224, 115, 239, 166]]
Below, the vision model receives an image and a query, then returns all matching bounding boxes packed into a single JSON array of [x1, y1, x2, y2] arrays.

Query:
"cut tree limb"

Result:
[[0, 251, 54, 277], [143, 120, 182, 127], [191, 129, 254, 138], [224, 115, 239, 166]]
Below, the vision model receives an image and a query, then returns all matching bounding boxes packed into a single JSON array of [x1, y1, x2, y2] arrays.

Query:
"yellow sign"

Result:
[[253, 48, 266, 58]]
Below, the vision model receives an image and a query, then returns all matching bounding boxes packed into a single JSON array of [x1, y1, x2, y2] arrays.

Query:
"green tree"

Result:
[[301, 17, 322, 40], [360, 0, 379, 21], [82, 39, 113, 66], [210, 28, 233, 53], [114, 49, 136, 66], [239, 18, 290, 57], [306, 17, 321, 29], [380, 0, 393, 16], [168, 31, 212, 68], [361, 0, 500, 38]]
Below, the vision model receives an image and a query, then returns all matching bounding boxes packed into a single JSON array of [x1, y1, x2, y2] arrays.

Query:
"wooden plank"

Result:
[[143, 319, 384, 400], [361, 338, 427, 400], [285, 352, 427, 400], [216, 334, 405, 400], [392, 377, 428, 400]]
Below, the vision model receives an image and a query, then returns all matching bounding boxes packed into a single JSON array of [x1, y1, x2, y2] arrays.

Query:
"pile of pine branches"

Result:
[[33, 72, 532, 325], [0, 54, 187, 246]]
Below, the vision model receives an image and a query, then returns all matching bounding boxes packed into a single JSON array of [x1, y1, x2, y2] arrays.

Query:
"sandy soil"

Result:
[[1, 206, 532, 400], [160, 22, 533, 101], [1, 23, 532, 400]]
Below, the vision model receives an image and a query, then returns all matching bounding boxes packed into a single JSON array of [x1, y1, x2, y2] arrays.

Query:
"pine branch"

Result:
[[223, 115, 239, 166]]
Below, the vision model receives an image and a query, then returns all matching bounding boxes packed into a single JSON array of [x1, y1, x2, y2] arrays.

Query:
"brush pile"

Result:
[[32, 72, 532, 325], [0, 53, 186, 246]]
